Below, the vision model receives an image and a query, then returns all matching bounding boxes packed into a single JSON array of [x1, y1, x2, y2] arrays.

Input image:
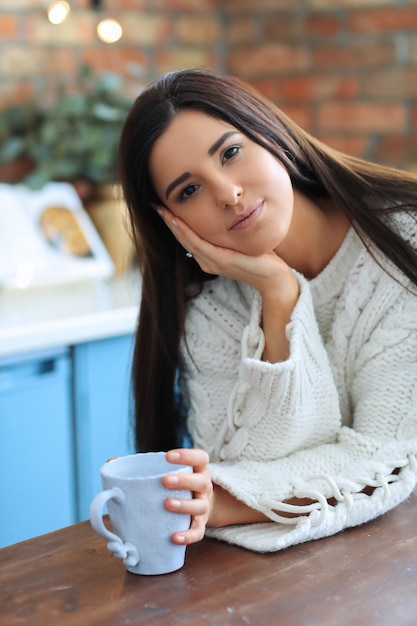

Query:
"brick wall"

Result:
[[0, 0, 225, 107], [1, 0, 417, 170], [224, 0, 417, 171]]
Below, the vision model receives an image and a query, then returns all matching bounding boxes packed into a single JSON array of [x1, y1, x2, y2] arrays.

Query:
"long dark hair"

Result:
[[118, 68, 417, 452]]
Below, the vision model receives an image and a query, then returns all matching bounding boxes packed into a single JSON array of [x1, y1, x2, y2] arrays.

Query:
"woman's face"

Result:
[[149, 110, 294, 256]]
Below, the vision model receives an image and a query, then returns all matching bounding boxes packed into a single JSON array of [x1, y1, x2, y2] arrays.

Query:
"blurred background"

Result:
[[1, 0, 417, 172], [1, 0, 417, 548]]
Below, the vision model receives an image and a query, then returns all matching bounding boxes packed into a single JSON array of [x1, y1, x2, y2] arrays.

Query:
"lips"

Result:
[[229, 202, 263, 230]]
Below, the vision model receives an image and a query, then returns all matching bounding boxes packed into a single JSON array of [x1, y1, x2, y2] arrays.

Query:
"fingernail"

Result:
[[170, 499, 181, 509], [166, 474, 179, 486], [176, 535, 186, 543], [167, 451, 180, 461]]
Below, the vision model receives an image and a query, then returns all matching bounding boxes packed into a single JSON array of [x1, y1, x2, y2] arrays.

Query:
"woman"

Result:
[[118, 68, 417, 552]]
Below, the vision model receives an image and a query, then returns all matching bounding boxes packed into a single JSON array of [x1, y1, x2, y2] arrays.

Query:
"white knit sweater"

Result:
[[179, 217, 417, 552]]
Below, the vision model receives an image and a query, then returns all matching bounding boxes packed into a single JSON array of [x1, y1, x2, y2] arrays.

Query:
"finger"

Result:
[[156, 207, 186, 242], [171, 521, 206, 546], [157, 207, 241, 274], [162, 471, 211, 493], [164, 496, 209, 518], [166, 448, 209, 472], [156, 209, 213, 259], [155, 206, 178, 228]]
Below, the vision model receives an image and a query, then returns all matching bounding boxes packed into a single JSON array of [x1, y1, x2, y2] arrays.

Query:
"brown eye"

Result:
[[222, 145, 240, 163], [179, 184, 199, 201]]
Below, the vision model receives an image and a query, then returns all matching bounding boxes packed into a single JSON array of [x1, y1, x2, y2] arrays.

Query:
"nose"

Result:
[[215, 176, 243, 208]]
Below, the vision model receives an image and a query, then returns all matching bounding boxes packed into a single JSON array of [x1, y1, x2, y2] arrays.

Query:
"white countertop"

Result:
[[0, 271, 141, 360]]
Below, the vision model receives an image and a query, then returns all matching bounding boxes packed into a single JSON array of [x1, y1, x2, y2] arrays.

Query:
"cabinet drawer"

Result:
[[0, 348, 69, 391], [0, 348, 77, 547]]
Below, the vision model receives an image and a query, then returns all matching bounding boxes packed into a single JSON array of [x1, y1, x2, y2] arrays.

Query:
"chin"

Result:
[[240, 235, 286, 257], [229, 244, 279, 257]]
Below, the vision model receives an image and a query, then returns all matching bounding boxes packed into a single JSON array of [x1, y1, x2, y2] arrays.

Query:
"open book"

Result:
[[0, 182, 114, 289]]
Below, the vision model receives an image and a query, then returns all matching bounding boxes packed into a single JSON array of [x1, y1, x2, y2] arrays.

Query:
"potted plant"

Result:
[[0, 64, 133, 191], [0, 101, 43, 183], [0, 64, 138, 274]]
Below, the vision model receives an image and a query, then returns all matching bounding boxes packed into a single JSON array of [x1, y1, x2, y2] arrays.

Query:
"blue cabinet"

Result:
[[73, 334, 135, 520], [0, 334, 135, 548], [0, 348, 76, 547]]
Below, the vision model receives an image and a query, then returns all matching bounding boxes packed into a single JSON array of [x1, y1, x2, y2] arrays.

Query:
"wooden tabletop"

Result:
[[1, 490, 417, 626]]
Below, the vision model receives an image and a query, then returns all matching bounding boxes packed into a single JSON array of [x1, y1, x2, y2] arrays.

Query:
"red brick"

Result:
[[120, 63, 149, 97], [0, 0, 39, 7], [119, 13, 172, 45], [25, 13, 96, 45], [0, 46, 75, 78], [113, 49, 150, 92], [364, 69, 417, 99], [250, 78, 282, 103], [349, 8, 417, 33], [118, 48, 149, 72], [151, 0, 217, 10], [81, 47, 147, 77], [251, 75, 358, 107], [263, 16, 299, 40], [314, 41, 395, 68], [374, 133, 417, 167], [305, 14, 341, 37], [279, 104, 313, 132], [264, 13, 340, 41], [409, 38, 417, 65], [276, 75, 359, 101], [226, 17, 255, 44], [229, 45, 308, 79], [308, 0, 397, 7], [317, 103, 406, 133], [225, 0, 297, 12], [175, 16, 221, 44], [156, 49, 215, 75], [318, 135, 370, 159], [105, 0, 146, 8], [0, 15, 18, 39]]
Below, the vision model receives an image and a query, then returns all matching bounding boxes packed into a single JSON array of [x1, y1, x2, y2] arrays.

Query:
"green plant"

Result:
[[0, 65, 134, 189]]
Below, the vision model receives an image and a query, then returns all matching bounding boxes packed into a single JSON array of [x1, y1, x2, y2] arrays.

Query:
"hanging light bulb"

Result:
[[97, 18, 122, 43], [48, 1, 70, 25]]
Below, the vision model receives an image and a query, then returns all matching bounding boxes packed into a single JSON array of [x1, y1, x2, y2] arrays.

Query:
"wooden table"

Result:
[[1, 491, 417, 626]]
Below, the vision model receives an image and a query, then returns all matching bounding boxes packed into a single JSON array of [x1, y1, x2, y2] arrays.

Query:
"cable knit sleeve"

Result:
[[217, 273, 342, 461], [205, 269, 417, 552], [180, 274, 341, 463]]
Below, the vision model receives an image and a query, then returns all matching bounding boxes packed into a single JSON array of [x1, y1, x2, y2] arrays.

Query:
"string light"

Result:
[[47, 1, 70, 25], [97, 18, 122, 43], [47, 0, 122, 43]]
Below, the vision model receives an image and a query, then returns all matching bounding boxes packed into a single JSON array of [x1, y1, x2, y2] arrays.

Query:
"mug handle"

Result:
[[89, 487, 139, 567]]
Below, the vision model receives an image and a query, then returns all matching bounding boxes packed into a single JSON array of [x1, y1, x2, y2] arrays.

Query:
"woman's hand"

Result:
[[163, 448, 271, 543], [156, 206, 293, 295], [162, 448, 213, 546], [158, 207, 299, 363]]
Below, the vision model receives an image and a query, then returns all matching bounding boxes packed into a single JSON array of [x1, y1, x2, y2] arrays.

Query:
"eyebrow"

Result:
[[208, 130, 239, 156], [165, 172, 191, 200], [165, 130, 240, 200]]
